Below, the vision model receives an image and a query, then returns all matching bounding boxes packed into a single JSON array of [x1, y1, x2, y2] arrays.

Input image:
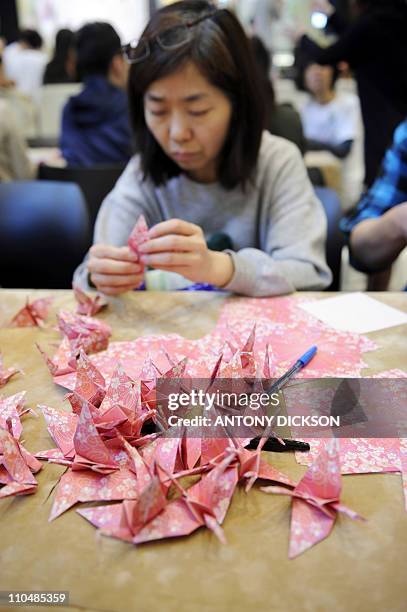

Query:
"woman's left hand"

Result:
[[138, 219, 234, 287]]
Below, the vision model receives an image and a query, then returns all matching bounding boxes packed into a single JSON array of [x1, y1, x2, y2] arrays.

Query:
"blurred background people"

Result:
[[297, 58, 364, 208], [297, 0, 407, 188], [60, 22, 132, 167], [43, 28, 76, 85], [341, 116, 407, 285], [0, 97, 34, 181], [250, 35, 305, 154], [2, 29, 47, 100]]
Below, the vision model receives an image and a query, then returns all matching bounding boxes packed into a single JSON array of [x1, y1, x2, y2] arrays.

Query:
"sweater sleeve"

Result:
[[223, 141, 332, 297], [73, 156, 161, 289]]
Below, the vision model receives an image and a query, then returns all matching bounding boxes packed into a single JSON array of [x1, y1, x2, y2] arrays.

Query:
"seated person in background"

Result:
[[74, 1, 331, 297], [0, 56, 14, 88], [250, 35, 305, 155], [341, 117, 407, 283], [298, 58, 364, 208], [43, 29, 76, 84], [0, 98, 35, 181], [60, 22, 132, 167], [2, 29, 47, 101], [298, 60, 358, 159]]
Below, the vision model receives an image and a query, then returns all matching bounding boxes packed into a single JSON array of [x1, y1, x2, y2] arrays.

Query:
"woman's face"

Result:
[[304, 63, 334, 96], [144, 61, 233, 183]]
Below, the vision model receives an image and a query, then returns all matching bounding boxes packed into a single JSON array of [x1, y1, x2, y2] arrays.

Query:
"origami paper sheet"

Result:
[[73, 285, 108, 317], [261, 439, 364, 558], [128, 214, 149, 277], [213, 296, 377, 377], [0, 352, 21, 388], [8, 297, 53, 328]]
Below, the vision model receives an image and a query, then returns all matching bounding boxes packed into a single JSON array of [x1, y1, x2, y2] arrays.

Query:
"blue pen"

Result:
[[268, 345, 317, 394]]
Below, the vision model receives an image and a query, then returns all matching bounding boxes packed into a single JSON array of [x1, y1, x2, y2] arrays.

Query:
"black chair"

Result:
[[308, 167, 326, 187], [315, 187, 345, 291], [0, 181, 90, 289], [38, 163, 126, 229]]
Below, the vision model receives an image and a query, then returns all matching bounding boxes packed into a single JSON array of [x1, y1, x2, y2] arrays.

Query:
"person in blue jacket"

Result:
[[60, 22, 132, 167]]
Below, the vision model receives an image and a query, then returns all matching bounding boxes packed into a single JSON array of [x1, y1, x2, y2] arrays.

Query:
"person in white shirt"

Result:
[[2, 30, 48, 102], [299, 61, 364, 210]]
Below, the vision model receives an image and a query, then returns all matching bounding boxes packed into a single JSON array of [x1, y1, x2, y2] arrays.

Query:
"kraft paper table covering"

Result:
[[0, 290, 406, 612]]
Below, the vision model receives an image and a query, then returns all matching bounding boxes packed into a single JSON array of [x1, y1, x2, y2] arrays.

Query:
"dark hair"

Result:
[[43, 29, 75, 84], [355, 0, 407, 10], [75, 22, 121, 79], [54, 29, 74, 61], [295, 56, 339, 92], [128, 0, 265, 190], [249, 35, 276, 110], [18, 29, 43, 49]]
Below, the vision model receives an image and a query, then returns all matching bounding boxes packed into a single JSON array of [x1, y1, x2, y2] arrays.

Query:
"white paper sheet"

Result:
[[299, 292, 407, 334]]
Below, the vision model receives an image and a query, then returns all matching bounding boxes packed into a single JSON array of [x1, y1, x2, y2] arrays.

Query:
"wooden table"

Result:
[[0, 290, 406, 612]]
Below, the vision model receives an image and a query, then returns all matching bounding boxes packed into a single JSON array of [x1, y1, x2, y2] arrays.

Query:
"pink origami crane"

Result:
[[261, 439, 365, 558], [36, 338, 76, 378], [57, 311, 111, 354], [0, 394, 42, 499], [128, 214, 149, 278], [73, 285, 108, 317], [8, 297, 53, 327], [0, 352, 21, 388], [0, 391, 27, 439], [78, 451, 239, 544], [64, 350, 105, 414]]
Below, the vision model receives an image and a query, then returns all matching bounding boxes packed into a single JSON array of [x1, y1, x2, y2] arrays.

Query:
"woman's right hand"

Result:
[[87, 244, 144, 295]]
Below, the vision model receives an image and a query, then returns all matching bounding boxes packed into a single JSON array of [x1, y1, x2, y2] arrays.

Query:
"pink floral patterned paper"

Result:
[[400, 439, 407, 512], [261, 439, 365, 558], [57, 311, 112, 355], [33, 295, 405, 550], [8, 297, 53, 328], [73, 285, 108, 317], [0, 392, 26, 439], [49, 467, 139, 521], [0, 352, 20, 388], [0, 425, 39, 499], [128, 214, 149, 278]]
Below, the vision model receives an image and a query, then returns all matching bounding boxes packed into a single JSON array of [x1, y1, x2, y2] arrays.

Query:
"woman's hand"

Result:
[[87, 244, 144, 295], [138, 219, 234, 287]]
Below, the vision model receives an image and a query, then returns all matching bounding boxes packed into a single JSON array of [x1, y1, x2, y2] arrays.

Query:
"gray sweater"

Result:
[[74, 131, 332, 296]]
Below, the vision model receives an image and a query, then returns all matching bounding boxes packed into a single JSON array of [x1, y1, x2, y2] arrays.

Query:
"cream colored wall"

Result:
[[16, 0, 149, 49]]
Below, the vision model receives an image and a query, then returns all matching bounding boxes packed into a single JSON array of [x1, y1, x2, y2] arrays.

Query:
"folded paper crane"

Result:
[[261, 438, 365, 558], [128, 214, 149, 280], [73, 285, 108, 317], [0, 352, 21, 388], [8, 297, 53, 327]]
